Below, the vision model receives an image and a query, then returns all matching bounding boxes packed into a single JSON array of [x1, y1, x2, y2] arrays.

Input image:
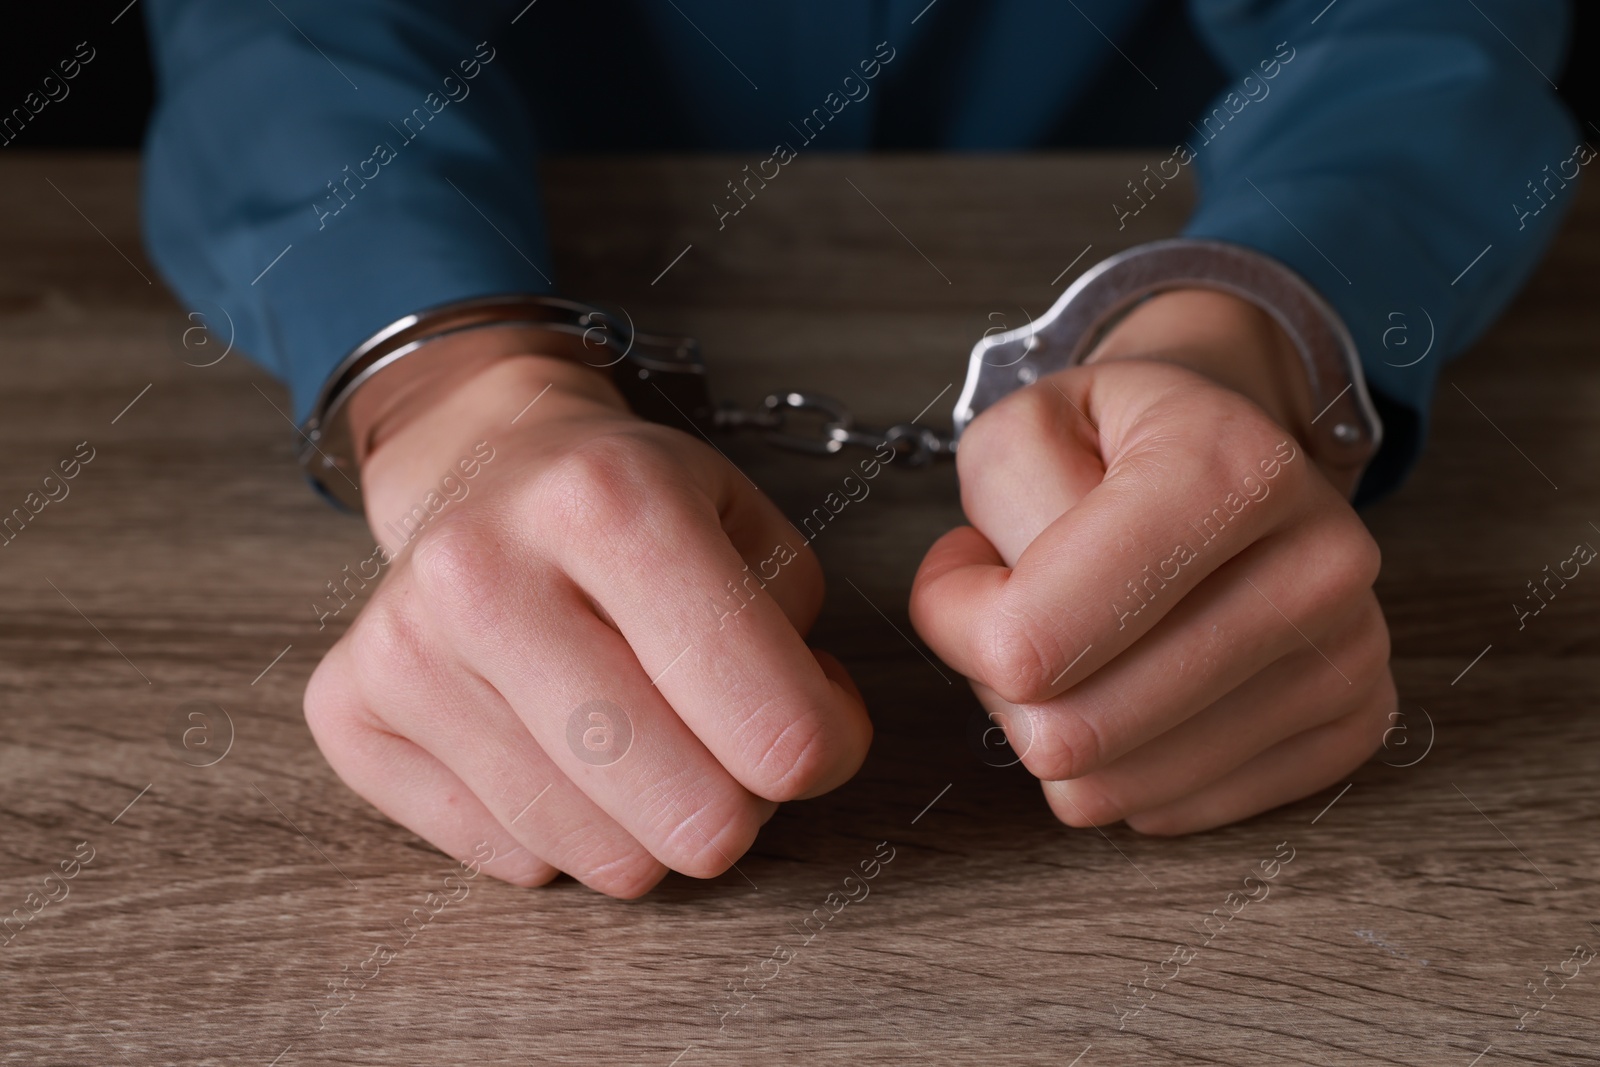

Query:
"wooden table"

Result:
[[1, 153, 1597, 1066]]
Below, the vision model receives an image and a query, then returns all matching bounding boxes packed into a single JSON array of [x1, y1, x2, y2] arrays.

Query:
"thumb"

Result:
[[955, 379, 1106, 567], [909, 524, 1008, 656]]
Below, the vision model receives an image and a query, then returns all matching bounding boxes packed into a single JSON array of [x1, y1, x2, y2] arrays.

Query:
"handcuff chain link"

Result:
[[712, 390, 956, 466]]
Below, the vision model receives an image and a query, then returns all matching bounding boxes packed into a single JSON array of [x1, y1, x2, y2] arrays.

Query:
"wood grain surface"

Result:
[[1, 152, 1597, 1066]]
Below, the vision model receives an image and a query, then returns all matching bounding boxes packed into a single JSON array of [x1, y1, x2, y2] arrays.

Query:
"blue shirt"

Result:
[[140, 0, 1576, 500]]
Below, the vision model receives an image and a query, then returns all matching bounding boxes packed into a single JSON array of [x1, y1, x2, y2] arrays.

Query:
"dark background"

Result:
[[2, 2, 1594, 149]]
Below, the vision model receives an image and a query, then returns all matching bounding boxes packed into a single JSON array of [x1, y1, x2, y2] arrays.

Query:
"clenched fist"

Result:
[[304, 347, 871, 895], [911, 289, 1395, 833]]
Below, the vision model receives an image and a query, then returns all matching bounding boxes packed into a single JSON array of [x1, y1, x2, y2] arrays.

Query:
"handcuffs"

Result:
[[297, 238, 1381, 510]]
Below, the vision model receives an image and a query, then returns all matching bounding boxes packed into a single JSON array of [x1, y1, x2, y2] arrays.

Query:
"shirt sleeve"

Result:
[[141, 0, 553, 425], [1179, 0, 1577, 502]]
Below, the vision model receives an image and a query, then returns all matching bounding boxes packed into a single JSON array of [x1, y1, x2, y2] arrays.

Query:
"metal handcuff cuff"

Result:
[[298, 239, 1380, 510]]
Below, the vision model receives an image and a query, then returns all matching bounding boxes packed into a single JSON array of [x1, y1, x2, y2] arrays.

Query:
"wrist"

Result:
[[347, 326, 628, 464], [1084, 289, 1315, 443]]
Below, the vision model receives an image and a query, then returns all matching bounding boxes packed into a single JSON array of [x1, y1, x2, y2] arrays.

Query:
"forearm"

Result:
[[1182, 0, 1576, 499], [141, 0, 548, 425]]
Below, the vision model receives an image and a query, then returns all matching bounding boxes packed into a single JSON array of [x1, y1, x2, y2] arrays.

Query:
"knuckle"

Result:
[[653, 789, 763, 880], [1350, 525, 1383, 588], [743, 712, 847, 802], [1198, 426, 1284, 517], [1300, 527, 1380, 621], [346, 595, 433, 684], [408, 519, 503, 623], [530, 813, 666, 897], [1325, 512, 1382, 589], [974, 610, 1058, 704], [1017, 707, 1104, 782], [533, 434, 661, 542], [1354, 600, 1393, 674], [1320, 597, 1391, 693], [1241, 414, 1295, 468], [302, 651, 364, 744], [488, 848, 560, 888], [578, 850, 669, 899]]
